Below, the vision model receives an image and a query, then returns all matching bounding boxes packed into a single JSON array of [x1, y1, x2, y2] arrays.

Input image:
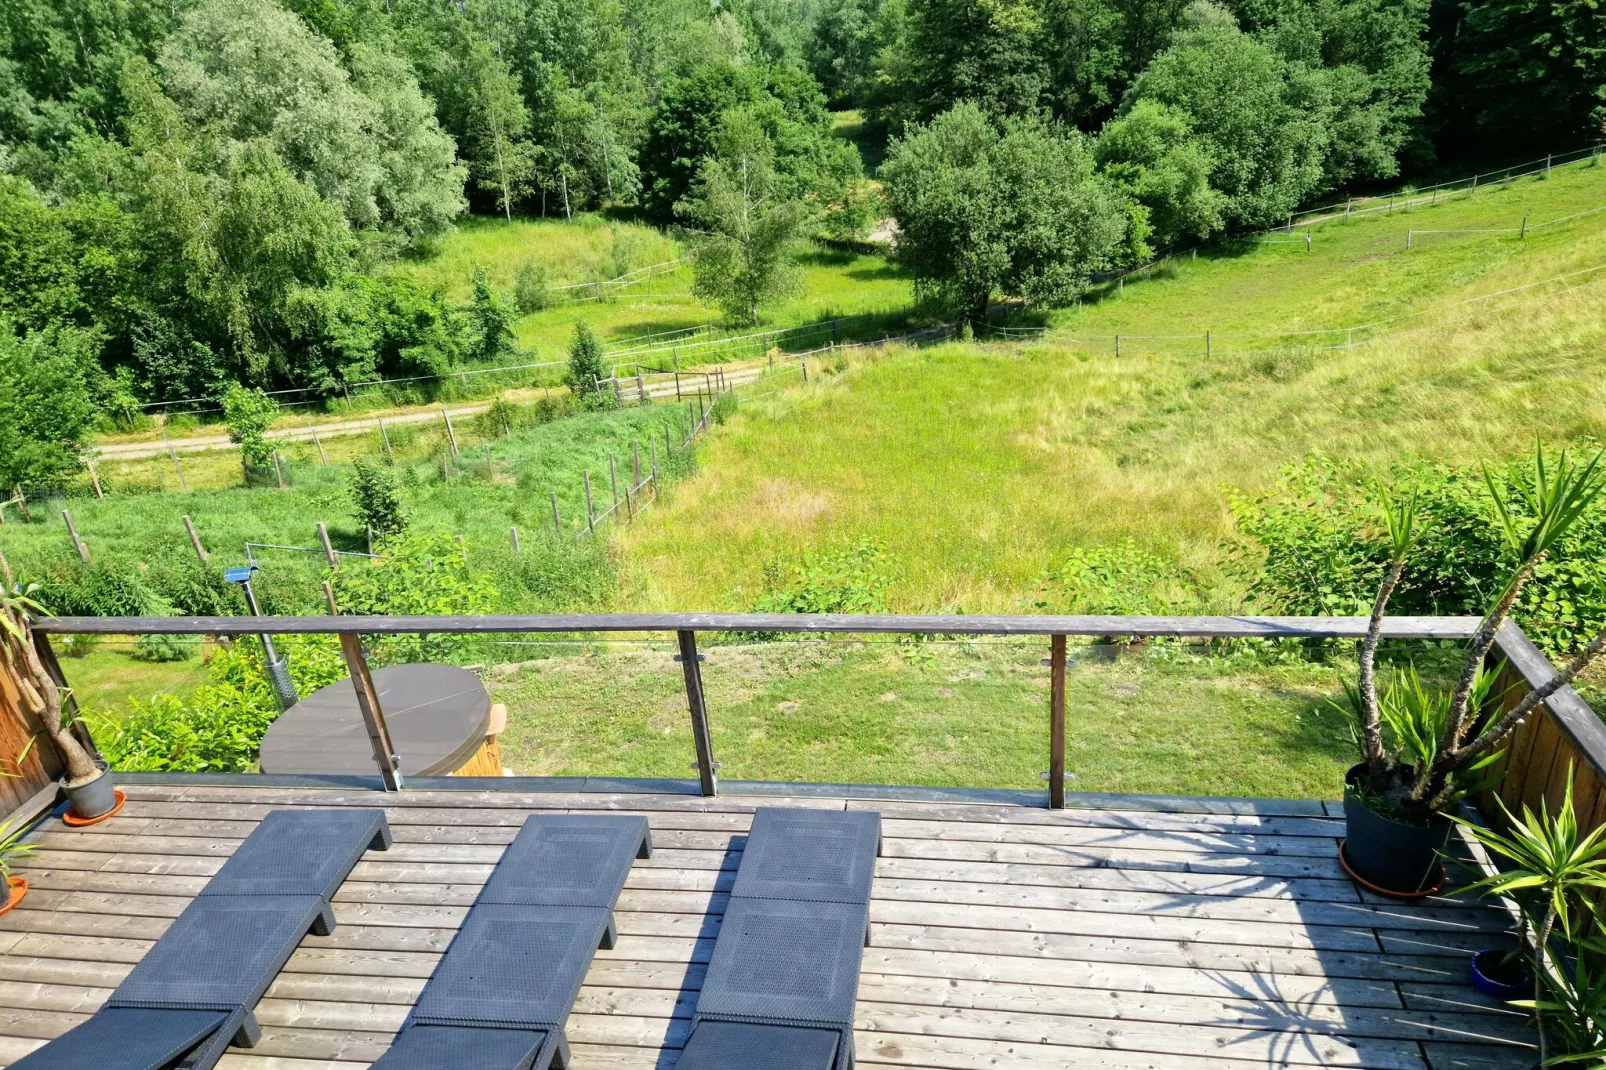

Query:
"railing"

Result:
[[16, 612, 1600, 822]]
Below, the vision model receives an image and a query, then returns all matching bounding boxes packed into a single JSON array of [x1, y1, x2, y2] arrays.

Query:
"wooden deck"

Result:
[[0, 782, 1534, 1070]]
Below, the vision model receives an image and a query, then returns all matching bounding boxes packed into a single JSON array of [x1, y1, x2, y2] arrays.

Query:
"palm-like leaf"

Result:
[[1484, 443, 1606, 563]]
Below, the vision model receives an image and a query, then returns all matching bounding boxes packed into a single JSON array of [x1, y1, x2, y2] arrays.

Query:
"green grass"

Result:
[[55, 641, 213, 717], [489, 640, 1356, 797], [620, 160, 1606, 614]]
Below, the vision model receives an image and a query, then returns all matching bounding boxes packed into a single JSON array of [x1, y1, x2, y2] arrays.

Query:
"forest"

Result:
[[2, 0, 1602, 492]]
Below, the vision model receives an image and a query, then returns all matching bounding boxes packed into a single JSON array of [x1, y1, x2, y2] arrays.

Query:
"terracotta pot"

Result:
[[0, 876, 28, 916]]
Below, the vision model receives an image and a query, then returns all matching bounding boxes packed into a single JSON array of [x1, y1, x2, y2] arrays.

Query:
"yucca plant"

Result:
[[0, 815, 36, 889], [1454, 768, 1606, 1065], [1353, 443, 1606, 820]]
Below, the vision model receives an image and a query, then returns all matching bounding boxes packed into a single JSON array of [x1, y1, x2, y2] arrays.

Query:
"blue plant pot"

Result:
[[1471, 949, 1530, 1002]]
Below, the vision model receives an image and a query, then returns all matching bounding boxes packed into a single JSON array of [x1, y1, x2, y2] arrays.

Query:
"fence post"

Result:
[[609, 453, 619, 514], [637, 371, 646, 405], [1115, 335, 1122, 358], [800, 360, 808, 383], [182, 515, 209, 563], [677, 630, 718, 796], [1205, 331, 1212, 358], [87, 460, 104, 499], [378, 418, 393, 463], [1306, 231, 1312, 253], [510, 526, 521, 552], [338, 633, 403, 791], [1407, 230, 1413, 250], [273, 452, 287, 489], [162, 432, 188, 493], [625, 481, 634, 521], [62, 511, 88, 563], [584, 471, 595, 531], [675, 371, 681, 400], [651, 438, 659, 484], [440, 406, 459, 459], [633, 444, 641, 489], [311, 426, 328, 465], [551, 492, 562, 535], [1521, 215, 1528, 239], [317, 522, 338, 569], [1049, 634, 1066, 810], [612, 378, 623, 407], [323, 581, 339, 615]]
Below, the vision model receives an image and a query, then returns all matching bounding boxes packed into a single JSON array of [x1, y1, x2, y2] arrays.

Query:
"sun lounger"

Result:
[[373, 814, 653, 1070], [676, 808, 881, 1070], [14, 808, 391, 1070]]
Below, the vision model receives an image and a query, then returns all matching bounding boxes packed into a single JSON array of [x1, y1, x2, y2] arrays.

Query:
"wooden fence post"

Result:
[[1205, 331, 1212, 358], [62, 511, 89, 563], [584, 471, 595, 531], [677, 630, 718, 796], [551, 492, 562, 535], [609, 453, 619, 514], [87, 460, 104, 499], [311, 425, 328, 465], [441, 406, 459, 459], [378, 418, 393, 463], [160, 433, 188, 493], [182, 515, 209, 563], [338, 633, 403, 791], [633, 444, 641, 488], [510, 526, 521, 552], [1049, 634, 1067, 810], [317, 522, 338, 569], [273, 453, 287, 489]]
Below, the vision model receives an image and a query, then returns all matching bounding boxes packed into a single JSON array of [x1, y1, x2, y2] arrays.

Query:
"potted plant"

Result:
[[0, 814, 37, 915], [1344, 445, 1606, 893], [0, 553, 118, 821], [1453, 767, 1606, 1065]]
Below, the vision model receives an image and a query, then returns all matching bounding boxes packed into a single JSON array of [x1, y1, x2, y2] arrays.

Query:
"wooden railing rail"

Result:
[[27, 613, 1602, 819]]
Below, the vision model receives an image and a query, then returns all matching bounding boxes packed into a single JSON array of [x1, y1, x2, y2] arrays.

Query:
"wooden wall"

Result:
[[1486, 624, 1606, 831], [0, 651, 65, 819]]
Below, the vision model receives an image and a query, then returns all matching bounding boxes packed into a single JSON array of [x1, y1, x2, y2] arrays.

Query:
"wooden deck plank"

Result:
[[0, 785, 1538, 1070]]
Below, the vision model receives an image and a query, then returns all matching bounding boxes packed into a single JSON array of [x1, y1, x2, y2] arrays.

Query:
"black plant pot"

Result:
[[1343, 763, 1452, 894]]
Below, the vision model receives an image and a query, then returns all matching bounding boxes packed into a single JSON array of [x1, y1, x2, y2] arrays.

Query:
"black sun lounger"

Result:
[[676, 808, 882, 1070], [373, 813, 653, 1070], [15, 808, 391, 1070]]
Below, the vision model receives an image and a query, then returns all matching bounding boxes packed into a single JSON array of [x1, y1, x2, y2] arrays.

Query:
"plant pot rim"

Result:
[[0, 876, 27, 916], [63, 788, 126, 827], [1344, 762, 1451, 831]]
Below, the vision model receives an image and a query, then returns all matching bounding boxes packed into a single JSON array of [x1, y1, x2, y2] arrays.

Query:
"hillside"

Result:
[[620, 162, 1606, 613]]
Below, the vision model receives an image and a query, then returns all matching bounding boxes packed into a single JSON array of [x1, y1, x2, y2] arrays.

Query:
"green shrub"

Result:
[[710, 391, 738, 425], [94, 636, 346, 773], [515, 261, 552, 313], [329, 532, 497, 661], [478, 397, 520, 438], [349, 458, 407, 540], [567, 322, 610, 407], [1231, 452, 1606, 655], [222, 385, 279, 471], [1036, 539, 1195, 616], [132, 632, 200, 663], [751, 536, 896, 617]]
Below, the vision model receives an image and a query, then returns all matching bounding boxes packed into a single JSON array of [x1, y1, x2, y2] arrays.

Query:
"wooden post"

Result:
[[1521, 215, 1528, 239], [583, 471, 595, 531], [378, 418, 393, 463], [510, 526, 521, 552], [87, 460, 103, 499], [1049, 634, 1066, 810], [677, 630, 717, 796], [675, 371, 681, 400], [338, 633, 402, 791], [612, 378, 622, 407], [273, 452, 287, 489], [651, 437, 659, 484], [161, 432, 188, 493], [1115, 334, 1122, 358], [800, 360, 808, 383], [625, 481, 634, 521], [551, 492, 562, 535], [1305, 231, 1312, 253], [1407, 229, 1413, 250], [609, 453, 619, 513], [1205, 331, 1211, 358], [311, 426, 328, 465], [633, 443, 641, 488], [637, 371, 646, 405], [182, 515, 209, 563], [441, 406, 459, 459], [317, 522, 339, 569], [62, 511, 88, 563], [322, 581, 339, 615]]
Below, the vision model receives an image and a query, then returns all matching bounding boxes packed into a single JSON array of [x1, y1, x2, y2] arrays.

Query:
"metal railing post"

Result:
[[677, 630, 718, 796], [338, 633, 403, 790], [1049, 634, 1066, 810]]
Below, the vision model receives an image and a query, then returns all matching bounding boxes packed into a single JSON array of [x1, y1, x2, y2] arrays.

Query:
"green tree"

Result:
[[349, 458, 406, 539], [515, 261, 552, 313], [1096, 99, 1225, 245], [682, 112, 807, 325], [566, 321, 609, 403], [222, 384, 278, 474], [881, 102, 1130, 323], [0, 323, 98, 491], [873, 0, 1047, 128], [1449, 0, 1606, 150], [1124, 22, 1327, 228], [468, 269, 516, 363]]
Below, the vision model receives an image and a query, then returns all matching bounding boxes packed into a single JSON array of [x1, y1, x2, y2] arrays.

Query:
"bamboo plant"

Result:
[[0, 552, 102, 789], [1353, 444, 1606, 820]]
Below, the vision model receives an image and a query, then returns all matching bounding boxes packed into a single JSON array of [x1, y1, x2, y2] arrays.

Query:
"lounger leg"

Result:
[[232, 1011, 262, 1048], [310, 902, 337, 937], [370, 823, 394, 852], [539, 1028, 572, 1070], [598, 912, 617, 950], [637, 829, 653, 859]]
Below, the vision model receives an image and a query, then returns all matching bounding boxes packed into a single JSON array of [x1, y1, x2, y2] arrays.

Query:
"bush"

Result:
[[514, 261, 552, 314], [710, 391, 738, 425], [329, 532, 497, 661], [349, 458, 406, 540], [751, 536, 896, 617], [1036, 539, 1195, 616], [1231, 452, 1606, 655], [567, 322, 611, 408], [222, 385, 279, 472], [469, 269, 516, 363], [132, 632, 201, 663]]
